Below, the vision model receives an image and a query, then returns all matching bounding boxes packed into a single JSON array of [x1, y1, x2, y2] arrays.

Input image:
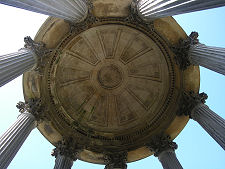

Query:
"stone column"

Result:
[[51, 139, 78, 169], [0, 0, 88, 22], [189, 43, 225, 75], [147, 135, 183, 169], [0, 48, 35, 87], [137, 0, 225, 20], [177, 91, 225, 150], [0, 36, 49, 87], [104, 152, 127, 169], [0, 99, 43, 169], [173, 31, 225, 76]]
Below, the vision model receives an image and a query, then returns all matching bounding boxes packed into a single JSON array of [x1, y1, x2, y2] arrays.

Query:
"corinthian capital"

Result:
[[147, 135, 177, 157], [16, 98, 44, 121], [176, 91, 208, 117], [173, 31, 199, 70], [51, 138, 80, 161], [104, 151, 127, 169]]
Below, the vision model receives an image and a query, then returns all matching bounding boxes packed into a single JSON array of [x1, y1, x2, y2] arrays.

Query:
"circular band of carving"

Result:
[[45, 17, 176, 155]]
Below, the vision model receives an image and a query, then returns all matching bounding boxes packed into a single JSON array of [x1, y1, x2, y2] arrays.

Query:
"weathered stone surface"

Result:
[[23, 3, 200, 163]]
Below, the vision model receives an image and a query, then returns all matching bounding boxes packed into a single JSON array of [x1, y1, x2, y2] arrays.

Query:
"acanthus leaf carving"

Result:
[[16, 98, 44, 121], [146, 134, 177, 157], [172, 31, 199, 70], [176, 91, 208, 117]]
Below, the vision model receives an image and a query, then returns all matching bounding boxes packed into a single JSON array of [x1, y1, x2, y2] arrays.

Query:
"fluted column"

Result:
[[0, 48, 35, 87], [177, 91, 225, 150], [0, 36, 49, 87], [147, 135, 183, 169], [173, 31, 225, 76], [137, 0, 225, 20], [192, 104, 225, 150], [0, 0, 88, 22], [0, 99, 43, 169], [52, 139, 79, 169], [104, 152, 127, 169], [189, 43, 225, 75]]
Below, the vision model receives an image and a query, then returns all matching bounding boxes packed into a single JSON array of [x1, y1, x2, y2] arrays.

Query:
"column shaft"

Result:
[[138, 0, 225, 20], [54, 155, 73, 169], [0, 0, 88, 22], [189, 43, 225, 75], [0, 112, 36, 169], [191, 104, 225, 150], [158, 150, 183, 169], [0, 49, 35, 87]]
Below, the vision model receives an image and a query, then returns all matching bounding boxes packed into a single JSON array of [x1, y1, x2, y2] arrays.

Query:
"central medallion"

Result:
[[97, 64, 123, 89]]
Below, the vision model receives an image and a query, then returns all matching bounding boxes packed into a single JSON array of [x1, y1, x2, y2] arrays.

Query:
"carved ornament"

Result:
[[176, 91, 208, 118], [104, 152, 127, 169], [51, 138, 81, 161], [24, 36, 52, 73], [16, 98, 44, 121], [146, 135, 177, 157], [172, 31, 199, 70]]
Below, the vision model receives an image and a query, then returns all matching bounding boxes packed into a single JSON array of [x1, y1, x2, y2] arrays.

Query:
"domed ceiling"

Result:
[[23, 0, 200, 164]]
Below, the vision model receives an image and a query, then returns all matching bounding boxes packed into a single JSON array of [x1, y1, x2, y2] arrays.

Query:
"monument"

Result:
[[0, 0, 225, 169]]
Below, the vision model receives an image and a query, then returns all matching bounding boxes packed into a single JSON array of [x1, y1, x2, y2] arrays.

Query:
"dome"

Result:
[[23, 2, 199, 164]]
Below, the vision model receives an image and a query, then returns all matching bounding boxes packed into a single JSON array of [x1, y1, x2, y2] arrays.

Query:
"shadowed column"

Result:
[[0, 0, 88, 22], [0, 99, 43, 169], [52, 139, 79, 169], [147, 135, 183, 169], [173, 32, 225, 76], [0, 36, 50, 87], [137, 0, 225, 20], [177, 92, 225, 150]]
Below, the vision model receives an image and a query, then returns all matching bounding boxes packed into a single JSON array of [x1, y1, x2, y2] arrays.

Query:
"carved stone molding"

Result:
[[16, 98, 44, 121], [176, 91, 208, 118], [146, 135, 177, 157], [104, 152, 127, 169], [172, 32, 199, 70], [51, 138, 81, 161]]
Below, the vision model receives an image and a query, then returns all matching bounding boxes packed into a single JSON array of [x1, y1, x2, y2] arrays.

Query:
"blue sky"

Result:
[[0, 4, 224, 169]]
